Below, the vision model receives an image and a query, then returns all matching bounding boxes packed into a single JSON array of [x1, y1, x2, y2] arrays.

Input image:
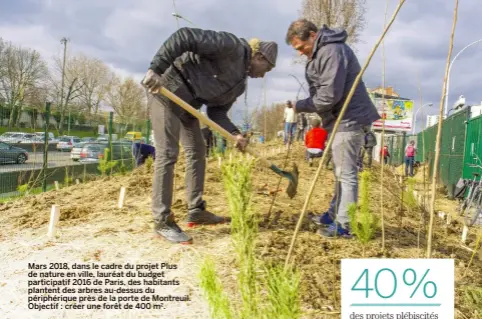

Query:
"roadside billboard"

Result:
[[371, 95, 414, 132]]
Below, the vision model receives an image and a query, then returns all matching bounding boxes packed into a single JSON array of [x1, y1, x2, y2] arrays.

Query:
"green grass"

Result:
[[349, 171, 378, 257], [199, 258, 233, 319], [462, 286, 482, 317], [0, 184, 56, 203], [199, 157, 302, 319], [263, 264, 302, 319]]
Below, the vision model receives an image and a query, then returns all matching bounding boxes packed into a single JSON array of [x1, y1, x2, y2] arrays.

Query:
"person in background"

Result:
[[201, 126, 214, 158], [380, 145, 390, 164], [297, 113, 308, 141], [283, 101, 297, 145], [132, 140, 156, 167], [359, 126, 377, 169], [304, 118, 328, 166], [405, 140, 417, 177]]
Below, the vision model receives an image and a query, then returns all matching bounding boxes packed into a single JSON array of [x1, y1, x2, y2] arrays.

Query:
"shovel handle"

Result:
[[158, 87, 271, 167]]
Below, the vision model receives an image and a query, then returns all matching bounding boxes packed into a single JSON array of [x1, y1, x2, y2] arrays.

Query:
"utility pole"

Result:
[[172, 0, 180, 28], [59, 37, 68, 135]]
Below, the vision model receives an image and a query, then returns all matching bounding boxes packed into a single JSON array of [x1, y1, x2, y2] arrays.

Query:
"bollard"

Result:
[[118, 187, 127, 209], [461, 226, 469, 243], [47, 205, 61, 238]]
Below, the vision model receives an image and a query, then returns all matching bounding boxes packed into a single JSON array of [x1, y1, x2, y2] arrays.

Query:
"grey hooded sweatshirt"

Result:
[[295, 25, 380, 133]]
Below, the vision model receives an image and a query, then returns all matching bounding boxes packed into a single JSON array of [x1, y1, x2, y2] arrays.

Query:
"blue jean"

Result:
[[284, 122, 297, 144], [405, 156, 415, 176]]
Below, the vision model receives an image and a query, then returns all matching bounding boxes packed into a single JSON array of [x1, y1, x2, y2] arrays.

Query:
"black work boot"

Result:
[[186, 202, 231, 228], [154, 214, 193, 244]]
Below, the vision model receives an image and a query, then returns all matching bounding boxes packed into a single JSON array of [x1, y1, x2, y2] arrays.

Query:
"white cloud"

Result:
[[1, 0, 481, 128]]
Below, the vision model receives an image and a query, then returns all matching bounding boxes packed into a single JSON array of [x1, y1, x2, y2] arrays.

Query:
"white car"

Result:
[[0, 132, 30, 144], [57, 136, 81, 151]]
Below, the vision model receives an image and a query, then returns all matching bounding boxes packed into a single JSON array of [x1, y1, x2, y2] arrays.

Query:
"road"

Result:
[[0, 151, 80, 173]]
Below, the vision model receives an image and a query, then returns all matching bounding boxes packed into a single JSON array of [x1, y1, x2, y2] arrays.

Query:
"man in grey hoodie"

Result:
[[285, 19, 380, 238]]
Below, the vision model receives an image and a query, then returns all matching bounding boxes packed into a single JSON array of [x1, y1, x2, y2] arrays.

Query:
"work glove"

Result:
[[234, 134, 248, 152], [141, 69, 164, 94]]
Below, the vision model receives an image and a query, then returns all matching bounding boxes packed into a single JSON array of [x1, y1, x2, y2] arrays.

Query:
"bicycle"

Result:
[[459, 160, 482, 227]]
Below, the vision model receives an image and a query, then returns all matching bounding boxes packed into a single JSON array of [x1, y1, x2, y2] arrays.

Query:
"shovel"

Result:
[[155, 87, 299, 198]]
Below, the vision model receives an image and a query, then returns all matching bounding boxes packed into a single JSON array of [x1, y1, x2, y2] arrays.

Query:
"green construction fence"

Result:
[[384, 108, 477, 197]]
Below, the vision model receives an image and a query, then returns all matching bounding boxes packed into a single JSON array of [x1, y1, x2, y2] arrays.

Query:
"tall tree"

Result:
[[300, 0, 367, 47], [254, 102, 285, 141], [76, 54, 112, 118], [49, 53, 86, 133], [107, 76, 146, 124], [0, 39, 48, 128]]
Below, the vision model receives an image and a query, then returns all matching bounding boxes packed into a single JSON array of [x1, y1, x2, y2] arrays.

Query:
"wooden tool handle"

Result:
[[158, 87, 272, 167]]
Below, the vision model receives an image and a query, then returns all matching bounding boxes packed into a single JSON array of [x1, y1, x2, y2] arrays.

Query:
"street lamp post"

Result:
[[444, 39, 482, 117], [412, 102, 433, 135]]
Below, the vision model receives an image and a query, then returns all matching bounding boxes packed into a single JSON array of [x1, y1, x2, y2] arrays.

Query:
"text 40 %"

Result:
[[351, 268, 437, 299]]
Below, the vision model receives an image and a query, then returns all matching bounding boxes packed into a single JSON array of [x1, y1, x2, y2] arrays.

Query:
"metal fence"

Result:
[[383, 107, 482, 197], [385, 134, 406, 167], [463, 113, 482, 179], [0, 102, 151, 200]]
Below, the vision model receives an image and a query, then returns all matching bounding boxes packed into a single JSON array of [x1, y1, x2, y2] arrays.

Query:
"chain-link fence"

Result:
[[0, 102, 152, 200]]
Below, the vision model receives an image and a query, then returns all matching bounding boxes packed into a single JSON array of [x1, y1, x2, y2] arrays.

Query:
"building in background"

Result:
[[470, 101, 482, 118], [426, 115, 443, 128], [368, 87, 414, 133], [367, 86, 400, 97]]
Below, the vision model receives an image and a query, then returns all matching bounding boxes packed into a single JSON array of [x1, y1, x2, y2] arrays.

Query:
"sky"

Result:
[[0, 0, 481, 133]]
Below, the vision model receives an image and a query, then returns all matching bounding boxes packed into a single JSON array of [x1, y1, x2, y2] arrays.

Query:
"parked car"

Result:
[[81, 137, 96, 143], [33, 132, 57, 143], [96, 134, 118, 142], [70, 137, 97, 161], [57, 136, 81, 151], [70, 143, 84, 161], [78, 142, 133, 163], [0, 141, 29, 164], [17, 134, 37, 143], [20, 136, 45, 144], [0, 132, 30, 144], [124, 131, 142, 141]]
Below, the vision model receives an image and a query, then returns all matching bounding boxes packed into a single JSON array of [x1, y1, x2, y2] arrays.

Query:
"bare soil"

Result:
[[0, 142, 480, 318]]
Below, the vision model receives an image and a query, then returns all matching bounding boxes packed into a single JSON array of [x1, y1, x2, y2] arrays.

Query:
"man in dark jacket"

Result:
[[360, 126, 377, 168], [141, 27, 278, 244], [297, 113, 308, 141], [201, 126, 214, 158], [132, 141, 156, 167], [285, 19, 380, 238]]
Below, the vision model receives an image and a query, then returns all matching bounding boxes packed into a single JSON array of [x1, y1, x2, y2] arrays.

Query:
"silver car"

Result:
[[57, 136, 81, 151]]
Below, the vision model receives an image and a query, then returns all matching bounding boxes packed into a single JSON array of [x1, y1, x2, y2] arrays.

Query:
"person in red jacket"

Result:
[[304, 118, 328, 166], [380, 145, 390, 164]]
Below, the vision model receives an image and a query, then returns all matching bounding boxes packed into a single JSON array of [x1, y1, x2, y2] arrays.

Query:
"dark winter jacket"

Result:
[[297, 114, 308, 129], [150, 27, 252, 135], [132, 143, 156, 167], [295, 25, 381, 133], [365, 131, 377, 147]]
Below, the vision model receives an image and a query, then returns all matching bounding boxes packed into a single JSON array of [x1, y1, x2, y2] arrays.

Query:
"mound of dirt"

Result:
[[0, 143, 480, 318]]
